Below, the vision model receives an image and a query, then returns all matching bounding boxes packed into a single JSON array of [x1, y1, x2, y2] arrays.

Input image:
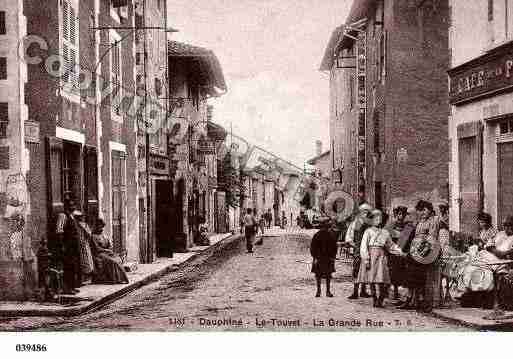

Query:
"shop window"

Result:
[[0, 102, 7, 138], [0, 57, 6, 79], [0, 12, 5, 35]]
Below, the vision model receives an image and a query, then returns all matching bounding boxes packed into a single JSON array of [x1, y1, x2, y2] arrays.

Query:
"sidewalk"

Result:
[[0, 233, 238, 318], [432, 306, 513, 330]]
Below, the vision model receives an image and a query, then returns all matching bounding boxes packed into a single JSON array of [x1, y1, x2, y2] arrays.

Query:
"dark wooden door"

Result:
[[498, 142, 513, 228], [156, 180, 173, 257]]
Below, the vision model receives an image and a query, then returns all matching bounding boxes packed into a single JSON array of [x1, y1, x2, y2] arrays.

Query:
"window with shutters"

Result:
[[110, 1, 128, 23], [0, 57, 6, 79], [0, 103, 7, 138], [60, 0, 80, 101], [0, 11, 5, 35], [110, 30, 123, 122]]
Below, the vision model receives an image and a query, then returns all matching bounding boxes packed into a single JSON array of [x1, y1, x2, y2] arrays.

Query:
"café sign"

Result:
[[449, 45, 513, 105]]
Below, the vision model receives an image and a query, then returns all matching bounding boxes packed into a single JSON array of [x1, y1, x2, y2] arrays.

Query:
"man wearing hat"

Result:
[[55, 198, 82, 294], [345, 203, 373, 299]]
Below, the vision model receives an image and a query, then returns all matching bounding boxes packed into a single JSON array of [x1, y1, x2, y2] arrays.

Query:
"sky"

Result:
[[167, 0, 352, 167]]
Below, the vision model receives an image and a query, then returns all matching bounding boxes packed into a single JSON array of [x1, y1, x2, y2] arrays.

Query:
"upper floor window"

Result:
[[0, 12, 6, 35], [111, 0, 129, 23], [490, 0, 513, 43], [0, 103, 8, 138], [0, 57, 6, 79], [60, 0, 80, 99]]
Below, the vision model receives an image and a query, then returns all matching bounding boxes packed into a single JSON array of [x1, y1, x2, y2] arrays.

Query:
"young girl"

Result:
[[357, 209, 406, 307]]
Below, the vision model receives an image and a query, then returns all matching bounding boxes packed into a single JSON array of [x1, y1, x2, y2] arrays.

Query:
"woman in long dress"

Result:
[[74, 211, 95, 285], [385, 206, 410, 300], [90, 219, 129, 285], [358, 210, 405, 307], [398, 200, 440, 312]]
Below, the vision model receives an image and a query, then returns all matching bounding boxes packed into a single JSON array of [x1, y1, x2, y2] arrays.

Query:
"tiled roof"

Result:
[[319, 0, 375, 71], [168, 40, 227, 95]]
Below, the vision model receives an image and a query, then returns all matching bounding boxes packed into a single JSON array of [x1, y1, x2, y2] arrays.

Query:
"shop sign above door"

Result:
[[449, 44, 513, 105]]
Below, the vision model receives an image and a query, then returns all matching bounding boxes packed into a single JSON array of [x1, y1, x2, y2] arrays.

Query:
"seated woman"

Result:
[[449, 215, 513, 307], [89, 219, 129, 285]]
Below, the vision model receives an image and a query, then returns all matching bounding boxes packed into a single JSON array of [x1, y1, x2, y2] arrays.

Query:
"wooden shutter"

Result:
[[111, 151, 126, 256], [61, 0, 79, 90], [457, 122, 483, 236], [46, 137, 64, 217], [84, 146, 99, 226]]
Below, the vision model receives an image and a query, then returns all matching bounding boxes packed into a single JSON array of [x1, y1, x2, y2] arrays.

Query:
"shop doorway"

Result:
[[498, 142, 513, 228], [155, 179, 173, 257]]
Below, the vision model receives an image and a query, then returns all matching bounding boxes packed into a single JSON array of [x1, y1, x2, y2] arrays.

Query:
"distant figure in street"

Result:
[[310, 219, 338, 297], [259, 214, 266, 235], [244, 208, 257, 253], [281, 211, 287, 229], [345, 203, 373, 299], [265, 209, 273, 229]]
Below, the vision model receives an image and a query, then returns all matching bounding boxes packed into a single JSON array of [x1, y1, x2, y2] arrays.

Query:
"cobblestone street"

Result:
[[0, 232, 468, 331]]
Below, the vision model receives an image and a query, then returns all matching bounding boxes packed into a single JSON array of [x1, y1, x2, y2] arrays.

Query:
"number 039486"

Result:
[[15, 344, 47, 352]]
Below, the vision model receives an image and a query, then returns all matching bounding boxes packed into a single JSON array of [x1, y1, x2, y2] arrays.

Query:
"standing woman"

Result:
[[310, 219, 338, 297], [414, 200, 441, 312], [385, 206, 410, 300]]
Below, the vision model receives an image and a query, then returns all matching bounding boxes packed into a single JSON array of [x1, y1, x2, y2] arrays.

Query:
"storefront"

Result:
[[449, 43, 513, 235]]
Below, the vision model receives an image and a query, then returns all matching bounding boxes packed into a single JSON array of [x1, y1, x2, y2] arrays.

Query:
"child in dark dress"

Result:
[[310, 220, 338, 297]]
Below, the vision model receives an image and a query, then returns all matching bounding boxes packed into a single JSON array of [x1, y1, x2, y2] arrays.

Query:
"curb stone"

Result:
[[0, 234, 243, 318]]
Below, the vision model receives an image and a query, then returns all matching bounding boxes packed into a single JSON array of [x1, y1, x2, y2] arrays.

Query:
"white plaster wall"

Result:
[[449, 92, 513, 230]]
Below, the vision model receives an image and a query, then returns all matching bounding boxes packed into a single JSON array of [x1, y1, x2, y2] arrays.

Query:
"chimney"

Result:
[[207, 105, 214, 122], [315, 140, 322, 157]]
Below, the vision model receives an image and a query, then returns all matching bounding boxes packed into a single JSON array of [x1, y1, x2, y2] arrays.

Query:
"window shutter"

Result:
[[62, 42, 69, 83], [382, 31, 387, 82], [46, 137, 64, 216], [70, 47, 77, 89], [62, 1, 69, 41], [69, 5, 76, 45], [84, 146, 99, 226]]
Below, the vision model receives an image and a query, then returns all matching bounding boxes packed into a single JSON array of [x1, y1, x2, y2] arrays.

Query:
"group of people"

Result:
[[310, 199, 467, 312], [49, 198, 129, 296]]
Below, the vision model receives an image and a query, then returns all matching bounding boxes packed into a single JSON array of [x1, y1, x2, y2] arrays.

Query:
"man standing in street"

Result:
[[244, 208, 257, 253], [266, 208, 273, 229], [55, 198, 82, 294]]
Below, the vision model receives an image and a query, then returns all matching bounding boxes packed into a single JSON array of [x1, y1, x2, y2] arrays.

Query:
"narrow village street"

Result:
[[0, 230, 465, 331]]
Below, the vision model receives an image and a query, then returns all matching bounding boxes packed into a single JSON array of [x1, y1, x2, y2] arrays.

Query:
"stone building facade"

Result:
[[321, 0, 450, 211], [448, 0, 513, 235]]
